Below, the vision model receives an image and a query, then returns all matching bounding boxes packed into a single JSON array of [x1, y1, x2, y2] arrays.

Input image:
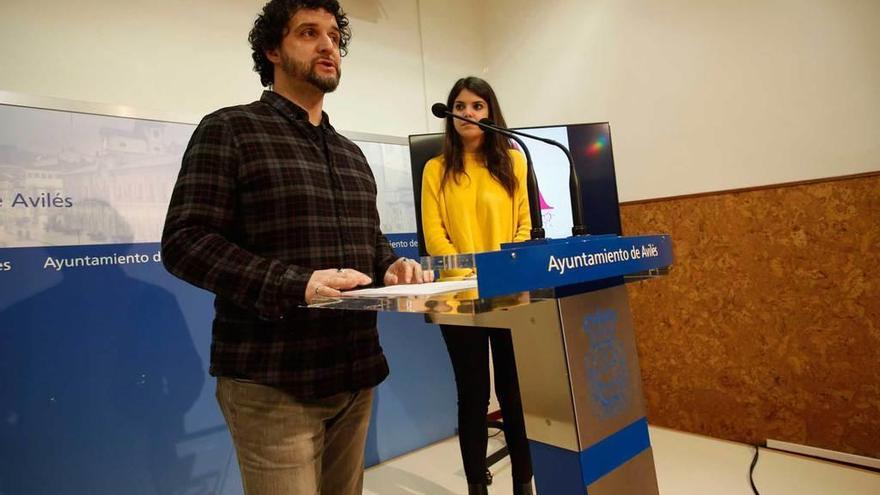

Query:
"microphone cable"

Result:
[[749, 444, 762, 495]]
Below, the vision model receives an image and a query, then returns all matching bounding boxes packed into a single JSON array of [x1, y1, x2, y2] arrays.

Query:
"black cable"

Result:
[[749, 444, 761, 495]]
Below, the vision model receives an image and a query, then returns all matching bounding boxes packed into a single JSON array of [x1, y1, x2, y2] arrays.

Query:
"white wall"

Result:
[[0, 0, 260, 124], [4, 0, 877, 200], [329, 0, 487, 135], [0, 0, 484, 137], [418, 0, 488, 133], [482, 0, 880, 201]]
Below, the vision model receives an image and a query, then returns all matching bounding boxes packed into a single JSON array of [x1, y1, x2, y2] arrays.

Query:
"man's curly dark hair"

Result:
[[248, 0, 351, 87]]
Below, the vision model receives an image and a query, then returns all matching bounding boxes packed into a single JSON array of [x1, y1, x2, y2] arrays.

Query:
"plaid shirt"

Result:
[[162, 91, 398, 398]]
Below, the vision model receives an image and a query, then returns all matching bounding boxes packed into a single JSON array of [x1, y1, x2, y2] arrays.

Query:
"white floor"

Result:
[[363, 426, 880, 495]]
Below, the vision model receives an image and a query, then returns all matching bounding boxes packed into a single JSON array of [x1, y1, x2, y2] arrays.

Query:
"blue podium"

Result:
[[312, 233, 672, 494]]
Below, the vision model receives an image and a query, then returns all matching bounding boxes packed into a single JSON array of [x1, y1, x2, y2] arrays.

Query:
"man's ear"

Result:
[[265, 48, 281, 65]]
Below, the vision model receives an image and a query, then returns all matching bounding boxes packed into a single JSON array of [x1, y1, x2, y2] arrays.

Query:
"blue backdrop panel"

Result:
[[367, 312, 457, 467], [0, 241, 455, 493], [1, 244, 218, 494], [0, 101, 457, 493]]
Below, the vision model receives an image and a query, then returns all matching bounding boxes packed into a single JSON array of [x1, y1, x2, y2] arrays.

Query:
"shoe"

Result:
[[513, 481, 534, 495], [467, 483, 489, 495]]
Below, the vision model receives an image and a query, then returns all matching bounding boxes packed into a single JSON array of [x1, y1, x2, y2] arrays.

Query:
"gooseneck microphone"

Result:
[[478, 118, 587, 237], [431, 103, 545, 240]]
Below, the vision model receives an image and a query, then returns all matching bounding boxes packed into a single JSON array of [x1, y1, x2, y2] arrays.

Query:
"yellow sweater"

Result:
[[421, 150, 531, 261]]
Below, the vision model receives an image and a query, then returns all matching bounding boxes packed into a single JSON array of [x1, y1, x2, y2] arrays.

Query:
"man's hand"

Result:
[[305, 268, 372, 304], [384, 257, 435, 286]]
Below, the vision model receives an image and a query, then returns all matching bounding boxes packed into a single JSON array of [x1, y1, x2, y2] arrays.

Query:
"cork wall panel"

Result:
[[621, 174, 880, 458]]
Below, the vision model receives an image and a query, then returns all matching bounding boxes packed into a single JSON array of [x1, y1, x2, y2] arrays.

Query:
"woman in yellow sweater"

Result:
[[421, 77, 533, 495]]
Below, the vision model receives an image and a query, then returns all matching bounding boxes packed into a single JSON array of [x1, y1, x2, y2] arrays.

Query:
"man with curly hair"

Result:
[[161, 1, 431, 493]]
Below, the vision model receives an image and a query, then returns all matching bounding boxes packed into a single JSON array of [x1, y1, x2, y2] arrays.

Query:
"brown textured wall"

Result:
[[622, 173, 880, 458]]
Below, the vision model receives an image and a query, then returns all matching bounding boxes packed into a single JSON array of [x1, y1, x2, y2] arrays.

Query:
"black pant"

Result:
[[441, 324, 533, 485]]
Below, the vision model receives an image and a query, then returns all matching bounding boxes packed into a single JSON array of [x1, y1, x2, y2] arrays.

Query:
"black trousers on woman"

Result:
[[441, 324, 533, 485]]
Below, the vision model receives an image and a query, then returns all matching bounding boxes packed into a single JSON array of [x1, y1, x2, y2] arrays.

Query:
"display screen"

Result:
[[409, 122, 622, 256], [512, 122, 621, 238]]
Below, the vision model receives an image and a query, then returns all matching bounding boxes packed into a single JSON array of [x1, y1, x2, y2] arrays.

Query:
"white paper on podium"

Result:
[[342, 279, 477, 297]]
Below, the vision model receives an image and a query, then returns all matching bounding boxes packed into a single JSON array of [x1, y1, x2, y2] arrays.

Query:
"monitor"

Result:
[[409, 122, 622, 256]]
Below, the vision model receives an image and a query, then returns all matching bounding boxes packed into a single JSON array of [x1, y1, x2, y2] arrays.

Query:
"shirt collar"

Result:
[[260, 90, 335, 132]]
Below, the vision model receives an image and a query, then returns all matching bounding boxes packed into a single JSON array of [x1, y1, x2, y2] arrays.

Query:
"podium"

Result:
[[313, 233, 672, 494]]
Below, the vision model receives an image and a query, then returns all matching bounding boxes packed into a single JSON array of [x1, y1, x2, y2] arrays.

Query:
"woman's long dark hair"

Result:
[[441, 77, 516, 197]]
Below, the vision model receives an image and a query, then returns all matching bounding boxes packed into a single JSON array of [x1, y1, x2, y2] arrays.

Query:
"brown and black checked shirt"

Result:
[[161, 91, 399, 399]]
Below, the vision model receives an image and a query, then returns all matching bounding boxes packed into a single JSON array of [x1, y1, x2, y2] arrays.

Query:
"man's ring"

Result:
[[314, 285, 321, 295]]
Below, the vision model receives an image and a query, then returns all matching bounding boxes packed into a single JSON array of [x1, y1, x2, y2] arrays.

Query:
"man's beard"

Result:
[[280, 52, 340, 93]]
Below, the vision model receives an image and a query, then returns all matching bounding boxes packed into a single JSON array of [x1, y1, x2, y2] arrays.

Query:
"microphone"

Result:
[[432, 103, 544, 240], [431, 102, 448, 119], [479, 118, 587, 237]]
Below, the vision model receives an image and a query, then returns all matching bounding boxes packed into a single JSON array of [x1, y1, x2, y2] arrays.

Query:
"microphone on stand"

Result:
[[478, 118, 587, 237], [431, 103, 545, 240]]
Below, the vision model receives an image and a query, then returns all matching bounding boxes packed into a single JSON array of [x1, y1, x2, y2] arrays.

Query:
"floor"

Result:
[[363, 425, 880, 494]]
